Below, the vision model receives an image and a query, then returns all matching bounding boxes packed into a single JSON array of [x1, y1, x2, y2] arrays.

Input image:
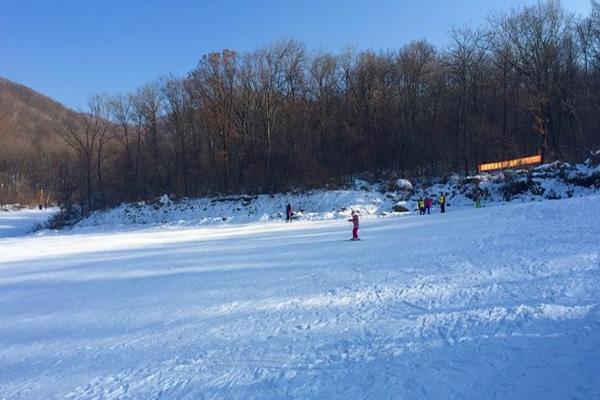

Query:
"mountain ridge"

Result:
[[0, 76, 82, 143]]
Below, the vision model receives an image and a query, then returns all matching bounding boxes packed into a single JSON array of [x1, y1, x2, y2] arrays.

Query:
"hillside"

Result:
[[0, 77, 81, 143], [0, 77, 80, 204]]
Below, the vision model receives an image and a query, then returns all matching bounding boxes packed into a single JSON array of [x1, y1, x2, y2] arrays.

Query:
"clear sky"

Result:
[[0, 0, 592, 110]]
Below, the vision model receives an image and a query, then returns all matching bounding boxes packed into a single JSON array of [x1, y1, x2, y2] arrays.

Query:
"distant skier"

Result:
[[286, 203, 293, 223], [438, 193, 446, 213], [474, 192, 482, 208], [424, 196, 432, 215], [348, 210, 360, 240], [418, 198, 425, 215]]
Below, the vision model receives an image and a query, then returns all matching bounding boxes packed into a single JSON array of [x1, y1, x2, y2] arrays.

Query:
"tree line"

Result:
[[4, 0, 600, 212]]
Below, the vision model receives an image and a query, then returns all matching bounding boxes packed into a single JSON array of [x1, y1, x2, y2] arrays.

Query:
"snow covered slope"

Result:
[[0, 208, 56, 239], [75, 187, 396, 229], [1, 195, 599, 399], [71, 152, 600, 230]]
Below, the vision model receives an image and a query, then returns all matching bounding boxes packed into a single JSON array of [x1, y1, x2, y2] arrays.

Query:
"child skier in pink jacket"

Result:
[[348, 210, 359, 240]]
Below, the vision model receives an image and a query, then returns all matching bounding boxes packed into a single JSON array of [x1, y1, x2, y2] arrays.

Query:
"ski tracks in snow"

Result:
[[1, 196, 600, 398]]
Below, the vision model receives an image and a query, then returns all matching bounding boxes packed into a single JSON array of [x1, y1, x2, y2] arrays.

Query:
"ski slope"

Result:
[[0, 208, 56, 239], [1, 197, 599, 399]]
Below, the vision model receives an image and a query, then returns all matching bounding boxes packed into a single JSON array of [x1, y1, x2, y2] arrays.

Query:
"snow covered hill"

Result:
[[70, 151, 600, 230], [1, 194, 599, 399], [75, 187, 396, 229]]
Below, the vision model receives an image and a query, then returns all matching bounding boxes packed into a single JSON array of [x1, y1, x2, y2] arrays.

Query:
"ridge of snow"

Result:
[[73, 154, 600, 229]]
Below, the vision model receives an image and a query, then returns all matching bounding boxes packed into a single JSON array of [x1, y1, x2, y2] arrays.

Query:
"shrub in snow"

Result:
[[501, 173, 544, 201], [47, 206, 83, 229], [587, 150, 600, 168], [159, 194, 170, 205], [462, 176, 481, 185], [352, 179, 371, 191], [392, 201, 410, 212], [567, 172, 600, 188], [534, 161, 573, 179]]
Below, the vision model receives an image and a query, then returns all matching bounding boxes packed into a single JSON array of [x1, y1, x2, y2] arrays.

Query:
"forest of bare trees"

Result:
[[3, 0, 600, 213]]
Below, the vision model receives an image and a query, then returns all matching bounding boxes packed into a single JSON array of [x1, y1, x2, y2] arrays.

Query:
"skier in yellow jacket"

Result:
[[438, 193, 446, 213]]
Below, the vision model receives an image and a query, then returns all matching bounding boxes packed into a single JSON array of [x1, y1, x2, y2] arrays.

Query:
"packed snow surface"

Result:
[[0, 208, 56, 239], [1, 196, 599, 399]]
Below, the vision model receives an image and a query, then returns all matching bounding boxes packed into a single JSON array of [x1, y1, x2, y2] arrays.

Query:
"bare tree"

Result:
[[254, 40, 300, 182], [490, 0, 571, 160], [61, 96, 110, 213], [131, 82, 163, 194], [162, 76, 192, 195], [446, 26, 487, 174]]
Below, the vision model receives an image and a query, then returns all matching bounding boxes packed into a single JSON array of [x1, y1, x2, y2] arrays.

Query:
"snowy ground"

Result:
[[1, 197, 599, 399], [0, 208, 57, 239]]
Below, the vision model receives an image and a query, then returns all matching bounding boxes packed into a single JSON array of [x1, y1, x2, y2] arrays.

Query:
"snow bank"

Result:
[[78, 189, 401, 228], [74, 153, 600, 229], [410, 153, 600, 209]]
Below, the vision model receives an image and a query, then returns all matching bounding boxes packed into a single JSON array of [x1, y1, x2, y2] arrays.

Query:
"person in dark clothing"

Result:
[[424, 196, 432, 215], [348, 210, 359, 240], [474, 192, 482, 208], [418, 198, 425, 215], [286, 203, 293, 223], [438, 193, 446, 213]]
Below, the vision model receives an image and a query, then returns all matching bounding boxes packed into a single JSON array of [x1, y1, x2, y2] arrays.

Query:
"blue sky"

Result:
[[0, 0, 592, 110]]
